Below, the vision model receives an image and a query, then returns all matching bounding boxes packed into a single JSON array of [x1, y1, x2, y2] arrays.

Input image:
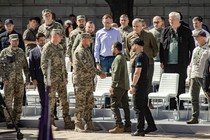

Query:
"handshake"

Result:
[[99, 72, 112, 79]]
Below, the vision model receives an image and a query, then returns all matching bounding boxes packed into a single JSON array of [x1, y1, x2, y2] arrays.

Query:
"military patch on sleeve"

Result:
[[82, 57, 87, 64], [136, 61, 142, 67]]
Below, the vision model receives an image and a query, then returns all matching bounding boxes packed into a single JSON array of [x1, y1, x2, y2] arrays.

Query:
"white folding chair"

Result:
[[152, 62, 162, 92], [148, 73, 179, 119], [179, 88, 210, 121], [65, 57, 71, 73], [66, 72, 75, 107], [25, 89, 40, 116], [94, 76, 112, 120]]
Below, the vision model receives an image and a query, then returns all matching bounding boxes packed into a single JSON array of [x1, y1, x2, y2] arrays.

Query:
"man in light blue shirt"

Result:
[[94, 14, 122, 72]]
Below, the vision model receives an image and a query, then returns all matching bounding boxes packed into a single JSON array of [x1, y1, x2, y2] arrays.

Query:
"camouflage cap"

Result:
[[42, 9, 52, 15], [51, 29, 62, 36], [81, 33, 91, 39], [77, 15, 86, 20], [9, 34, 19, 40]]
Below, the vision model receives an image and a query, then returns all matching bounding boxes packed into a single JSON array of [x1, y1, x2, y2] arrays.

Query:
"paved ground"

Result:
[[0, 128, 210, 140]]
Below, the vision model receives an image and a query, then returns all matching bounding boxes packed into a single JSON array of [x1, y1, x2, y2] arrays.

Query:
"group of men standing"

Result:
[[1, 8, 210, 138]]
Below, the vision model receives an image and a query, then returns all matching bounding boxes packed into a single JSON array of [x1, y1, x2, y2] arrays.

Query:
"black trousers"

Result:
[[133, 82, 156, 132], [164, 64, 186, 109], [37, 81, 45, 109]]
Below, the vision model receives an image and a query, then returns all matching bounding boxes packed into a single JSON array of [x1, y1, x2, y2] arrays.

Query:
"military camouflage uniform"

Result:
[[38, 21, 66, 54], [0, 46, 29, 124], [72, 33, 95, 58], [67, 27, 85, 62], [119, 26, 132, 60], [41, 41, 71, 127], [72, 44, 101, 128]]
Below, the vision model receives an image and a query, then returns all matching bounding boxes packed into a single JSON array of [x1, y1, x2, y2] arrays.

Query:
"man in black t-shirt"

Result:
[[129, 38, 157, 137]]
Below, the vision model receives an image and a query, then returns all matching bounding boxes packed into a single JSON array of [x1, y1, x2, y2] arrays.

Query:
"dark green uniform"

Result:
[[110, 53, 131, 127]]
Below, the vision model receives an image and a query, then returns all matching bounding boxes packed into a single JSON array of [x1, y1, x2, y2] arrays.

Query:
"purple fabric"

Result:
[[38, 86, 53, 140]]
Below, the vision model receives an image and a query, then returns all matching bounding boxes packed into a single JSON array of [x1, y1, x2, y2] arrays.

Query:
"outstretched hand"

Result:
[[100, 72, 106, 79]]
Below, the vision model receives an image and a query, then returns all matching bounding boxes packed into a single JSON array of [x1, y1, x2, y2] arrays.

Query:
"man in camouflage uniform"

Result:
[[0, 34, 29, 129], [73, 33, 106, 132], [41, 29, 72, 131], [38, 9, 66, 54], [118, 14, 133, 60], [67, 15, 86, 63], [72, 21, 96, 58]]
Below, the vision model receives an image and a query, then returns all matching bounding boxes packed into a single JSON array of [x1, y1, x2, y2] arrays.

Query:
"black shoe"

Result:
[[144, 127, 157, 134], [131, 131, 145, 136], [186, 118, 199, 124], [6, 122, 14, 129], [54, 116, 59, 120], [16, 122, 24, 128]]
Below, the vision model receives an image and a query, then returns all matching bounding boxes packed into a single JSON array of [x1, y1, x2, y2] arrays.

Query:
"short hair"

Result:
[[161, 16, 165, 22], [86, 21, 94, 25], [102, 14, 112, 20], [169, 12, 181, 20], [132, 18, 144, 24], [29, 17, 37, 21], [120, 14, 129, 19], [175, 11, 183, 20], [112, 42, 122, 51], [192, 16, 203, 22], [34, 17, 41, 25], [36, 32, 45, 40], [69, 14, 76, 18]]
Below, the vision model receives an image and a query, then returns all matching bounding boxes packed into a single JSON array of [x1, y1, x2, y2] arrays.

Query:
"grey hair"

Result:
[[169, 12, 181, 20], [132, 18, 144, 24]]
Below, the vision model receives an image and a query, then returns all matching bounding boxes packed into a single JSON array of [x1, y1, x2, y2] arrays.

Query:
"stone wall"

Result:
[[0, 0, 210, 33]]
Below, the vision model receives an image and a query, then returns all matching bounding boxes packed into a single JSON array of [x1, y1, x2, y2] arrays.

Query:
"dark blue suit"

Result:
[[29, 46, 45, 108]]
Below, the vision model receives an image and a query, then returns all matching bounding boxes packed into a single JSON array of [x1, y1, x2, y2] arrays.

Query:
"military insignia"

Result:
[[136, 61, 142, 67], [82, 57, 87, 64]]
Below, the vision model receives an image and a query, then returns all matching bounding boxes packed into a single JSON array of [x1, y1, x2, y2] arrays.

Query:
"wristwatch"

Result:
[[131, 84, 136, 88]]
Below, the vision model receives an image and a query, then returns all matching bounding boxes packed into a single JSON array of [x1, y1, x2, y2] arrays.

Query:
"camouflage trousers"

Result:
[[74, 85, 94, 124], [4, 82, 24, 123], [49, 82, 71, 124]]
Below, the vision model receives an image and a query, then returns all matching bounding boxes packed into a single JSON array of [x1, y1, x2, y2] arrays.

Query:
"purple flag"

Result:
[[38, 59, 53, 140], [38, 86, 53, 140]]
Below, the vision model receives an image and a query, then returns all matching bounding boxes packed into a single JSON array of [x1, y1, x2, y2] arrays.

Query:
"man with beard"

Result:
[[129, 38, 157, 136], [0, 34, 29, 129], [108, 42, 131, 133], [67, 15, 86, 64]]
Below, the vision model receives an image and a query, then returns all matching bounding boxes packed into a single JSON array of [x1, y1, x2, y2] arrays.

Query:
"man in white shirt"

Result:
[[186, 30, 210, 124], [192, 16, 210, 47]]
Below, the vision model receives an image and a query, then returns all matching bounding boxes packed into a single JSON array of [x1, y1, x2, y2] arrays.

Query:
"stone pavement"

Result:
[[0, 128, 210, 140]]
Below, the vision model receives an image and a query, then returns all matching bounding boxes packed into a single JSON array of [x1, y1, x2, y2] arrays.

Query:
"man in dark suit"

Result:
[[29, 33, 46, 110]]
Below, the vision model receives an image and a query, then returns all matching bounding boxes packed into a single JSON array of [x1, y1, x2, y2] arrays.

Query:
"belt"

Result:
[[100, 55, 115, 58]]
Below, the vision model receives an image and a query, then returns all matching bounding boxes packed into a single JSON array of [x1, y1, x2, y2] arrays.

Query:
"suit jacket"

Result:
[[29, 46, 44, 83], [159, 24, 195, 71]]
